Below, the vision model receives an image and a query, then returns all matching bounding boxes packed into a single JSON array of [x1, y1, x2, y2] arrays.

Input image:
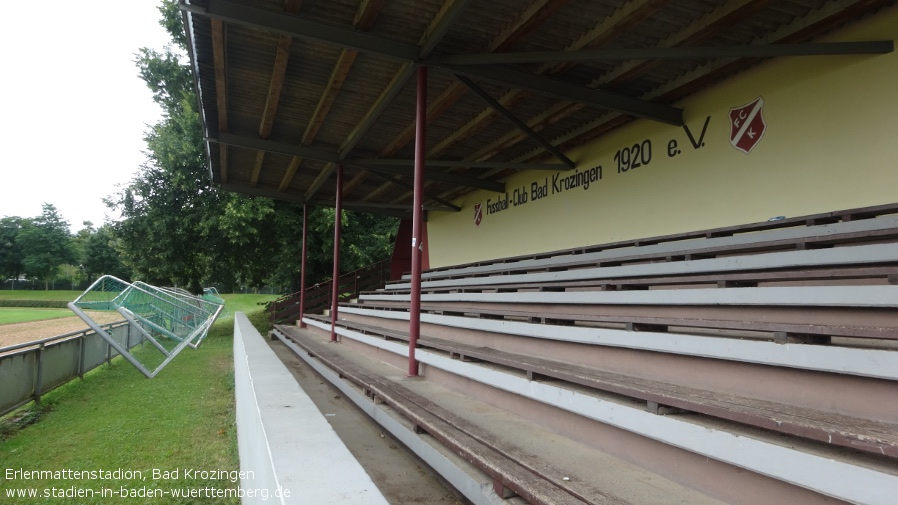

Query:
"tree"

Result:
[[0, 216, 25, 287], [82, 224, 130, 283], [16, 204, 75, 289], [108, 0, 399, 294]]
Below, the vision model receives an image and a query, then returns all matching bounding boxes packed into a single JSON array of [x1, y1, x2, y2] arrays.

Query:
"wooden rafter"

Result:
[[211, 18, 228, 183], [394, 0, 674, 204], [250, 151, 265, 187], [259, 35, 293, 140], [425, 0, 668, 167], [464, 0, 770, 177], [346, 0, 567, 197], [278, 157, 303, 192], [512, 0, 889, 169], [211, 19, 228, 132], [284, 0, 383, 194], [219, 146, 228, 184], [355, 0, 385, 28], [381, 84, 467, 158], [257, 0, 302, 191], [602, 0, 776, 88], [491, 0, 571, 53], [399, 0, 571, 157], [302, 49, 359, 145]]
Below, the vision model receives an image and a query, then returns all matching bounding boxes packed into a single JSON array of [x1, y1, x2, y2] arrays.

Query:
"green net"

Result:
[[69, 276, 224, 377]]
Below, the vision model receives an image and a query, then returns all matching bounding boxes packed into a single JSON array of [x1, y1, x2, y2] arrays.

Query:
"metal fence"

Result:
[[0, 321, 137, 417]]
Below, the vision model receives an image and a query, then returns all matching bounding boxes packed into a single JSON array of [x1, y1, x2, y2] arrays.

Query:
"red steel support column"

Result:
[[298, 203, 309, 328], [408, 65, 426, 376], [330, 165, 344, 342]]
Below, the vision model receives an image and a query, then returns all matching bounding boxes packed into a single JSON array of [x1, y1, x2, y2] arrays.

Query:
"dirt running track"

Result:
[[0, 313, 123, 349]]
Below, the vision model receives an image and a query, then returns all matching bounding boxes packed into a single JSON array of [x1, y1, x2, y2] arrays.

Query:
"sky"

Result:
[[0, 1, 173, 232]]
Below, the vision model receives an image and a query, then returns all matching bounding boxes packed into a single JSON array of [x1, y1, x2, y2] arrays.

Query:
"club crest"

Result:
[[729, 97, 766, 154]]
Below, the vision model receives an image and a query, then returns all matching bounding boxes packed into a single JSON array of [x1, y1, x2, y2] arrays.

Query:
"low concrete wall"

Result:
[[233, 313, 389, 505]]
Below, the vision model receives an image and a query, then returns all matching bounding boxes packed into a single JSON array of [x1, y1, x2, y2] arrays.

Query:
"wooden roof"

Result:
[[181, 0, 894, 218]]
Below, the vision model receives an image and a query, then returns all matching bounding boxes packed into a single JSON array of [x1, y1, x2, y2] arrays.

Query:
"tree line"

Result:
[[0, 1, 398, 294], [0, 206, 128, 290]]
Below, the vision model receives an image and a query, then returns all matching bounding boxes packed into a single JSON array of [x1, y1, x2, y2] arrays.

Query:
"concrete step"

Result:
[[274, 324, 728, 505]]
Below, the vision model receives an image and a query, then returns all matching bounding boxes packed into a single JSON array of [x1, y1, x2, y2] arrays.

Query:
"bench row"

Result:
[[402, 203, 898, 282], [304, 314, 898, 458], [385, 216, 898, 290]]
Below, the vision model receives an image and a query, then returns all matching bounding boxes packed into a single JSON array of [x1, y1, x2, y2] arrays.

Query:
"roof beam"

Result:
[[348, 163, 505, 192], [337, 0, 471, 161], [343, 201, 456, 213], [515, 0, 894, 165], [418, 0, 476, 57], [210, 18, 228, 183], [422, 0, 671, 161], [304, 49, 359, 146], [353, 158, 563, 172], [210, 18, 228, 132], [363, 170, 462, 211], [426, 89, 528, 158], [219, 146, 228, 184], [491, 0, 571, 53], [379, 82, 467, 158], [250, 151, 265, 187], [303, 0, 381, 147], [182, 0, 419, 62], [352, 0, 567, 197], [472, 0, 772, 168], [338, 63, 415, 159], [439, 41, 894, 65], [294, 0, 382, 199], [259, 35, 293, 139], [455, 75, 575, 168], [210, 132, 340, 163], [354, 0, 385, 28], [220, 183, 306, 204], [442, 63, 683, 125], [305, 163, 336, 201], [278, 157, 302, 192]]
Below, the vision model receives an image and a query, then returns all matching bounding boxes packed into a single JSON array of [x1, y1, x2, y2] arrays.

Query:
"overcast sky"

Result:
[[0, 1, 173, 231]]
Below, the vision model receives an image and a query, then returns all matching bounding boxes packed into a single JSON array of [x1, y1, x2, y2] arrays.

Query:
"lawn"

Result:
[[0, 308, 75, 325], [0, 293, 278, 504], [0, 291, 82, 302]]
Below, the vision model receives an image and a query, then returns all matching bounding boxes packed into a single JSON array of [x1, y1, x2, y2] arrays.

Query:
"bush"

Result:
[[0, 300, 69, 308]]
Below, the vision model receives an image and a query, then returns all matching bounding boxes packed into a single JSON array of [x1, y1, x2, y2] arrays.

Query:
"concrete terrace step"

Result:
[[337, 304, 898, 381], [302, 314, 898, 458], [273, 323, 728, 505], [399, 214, 898, 283], [405, 203, 898, 280], [292, 317, 898, 505]]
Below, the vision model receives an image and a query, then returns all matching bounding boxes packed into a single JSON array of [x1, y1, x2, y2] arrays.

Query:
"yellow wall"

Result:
[[428, 6, 898, 268]]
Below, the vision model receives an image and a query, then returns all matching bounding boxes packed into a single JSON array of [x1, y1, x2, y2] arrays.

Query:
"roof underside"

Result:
[[182, 0, 894, 219]]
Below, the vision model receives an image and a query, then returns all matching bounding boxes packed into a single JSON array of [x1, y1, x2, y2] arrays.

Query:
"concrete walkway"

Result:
[[234, 313, 390, 504]]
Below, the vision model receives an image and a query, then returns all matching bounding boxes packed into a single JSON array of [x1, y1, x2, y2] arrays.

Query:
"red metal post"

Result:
[[330, 165, 344, 342], [299, 203, 309, 328], [408, 65, 426, 376]]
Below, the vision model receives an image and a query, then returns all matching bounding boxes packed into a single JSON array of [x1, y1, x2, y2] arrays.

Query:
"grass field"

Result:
[[0, 308, 75, 325], [0, 293, 278, 504], [0, 290, 82, 302]]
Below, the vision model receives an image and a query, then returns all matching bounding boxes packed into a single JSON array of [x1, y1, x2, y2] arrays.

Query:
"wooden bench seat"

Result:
[[298, 315, 898, 458], [381, 243, 898, 293], [338, 302, 898, 380], [277, 323, 622, 505], [358, 284, 898, 343], [408, 203, 898, 281], [351, 297, 898, 342]]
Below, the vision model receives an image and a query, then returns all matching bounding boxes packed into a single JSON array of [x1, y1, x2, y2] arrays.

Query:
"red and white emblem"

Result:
[[473, 202, 483, 227], [729, 97, 766, 154]]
